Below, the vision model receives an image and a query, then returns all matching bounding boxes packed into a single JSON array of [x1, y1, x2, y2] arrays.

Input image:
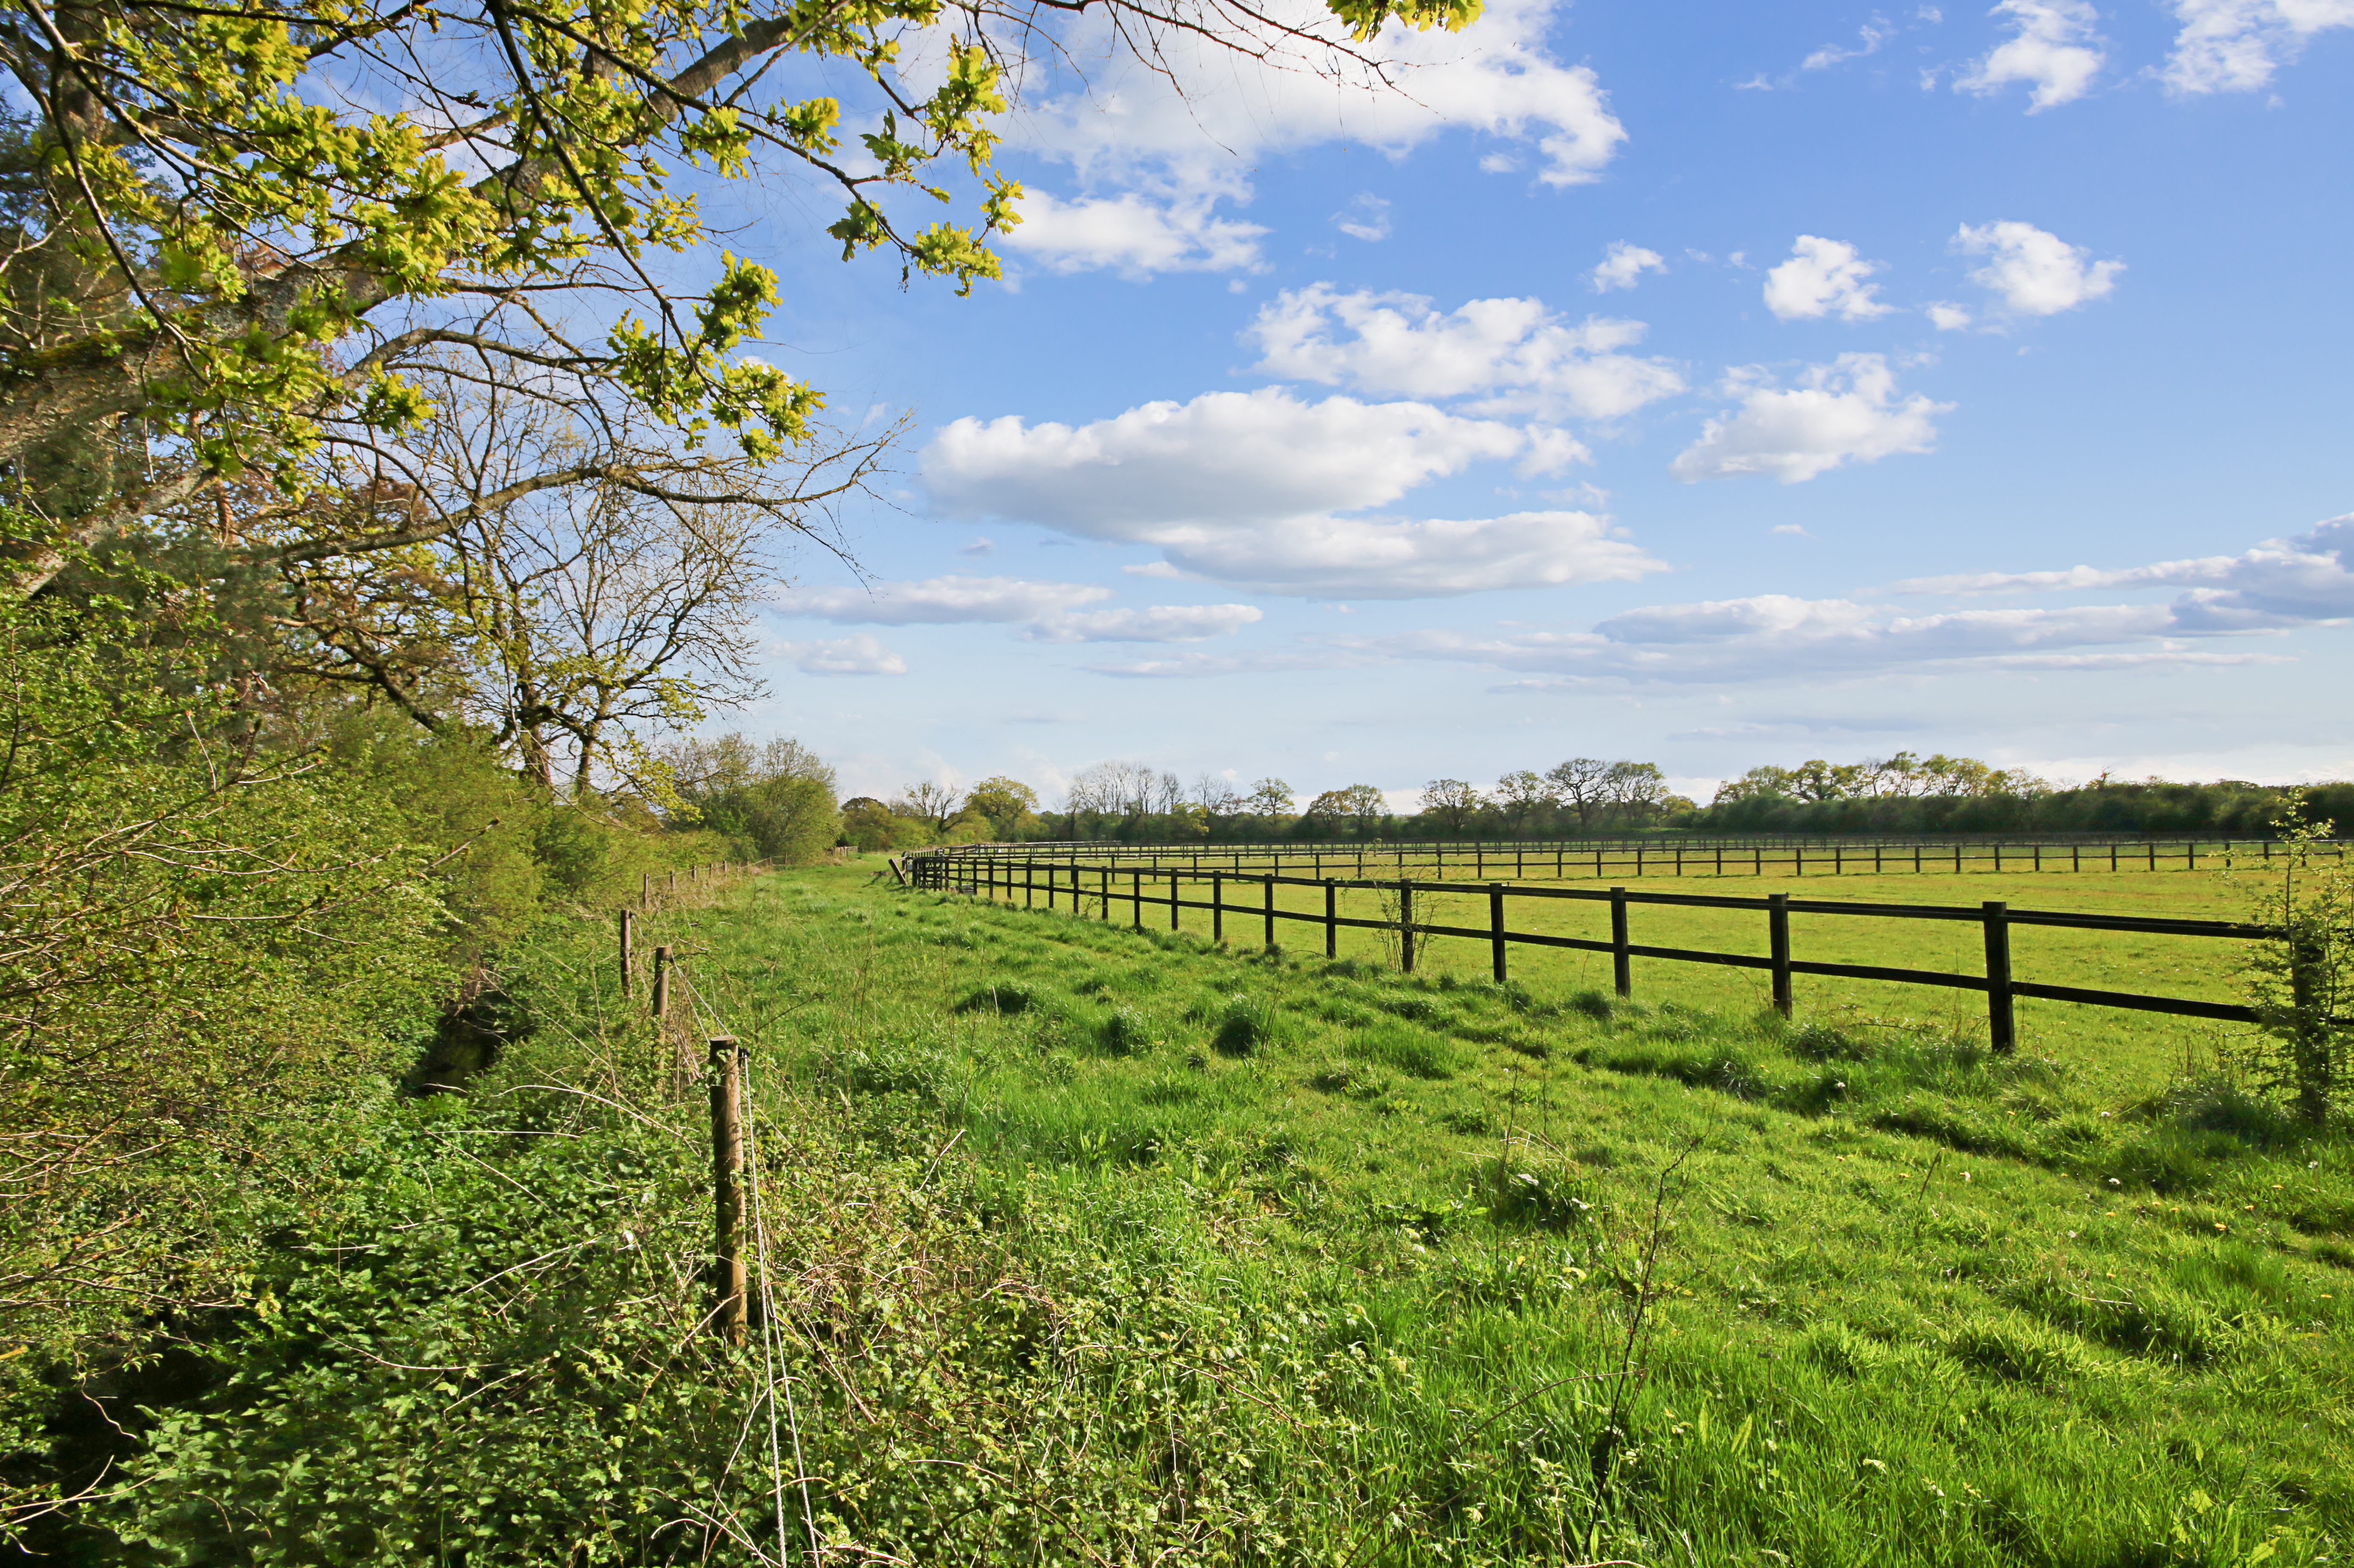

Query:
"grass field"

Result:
[[656, 863, 2353, 1565]]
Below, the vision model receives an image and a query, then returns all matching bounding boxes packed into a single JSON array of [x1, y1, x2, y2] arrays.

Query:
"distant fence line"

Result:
[[921, 837, 2348, 883], [903, 853, 2334, 1057]]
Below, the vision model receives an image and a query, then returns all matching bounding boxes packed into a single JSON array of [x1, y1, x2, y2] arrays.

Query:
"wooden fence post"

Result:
[[641, 871, 651, 908], [1610, 886, 1632, 999], [1325, 880, 1338, 959], [1490, 883, 1507, 985], [1263, 877, 1276, 949], [1397, 882, 1417, 973], [1171, 870, 1181, 931], [708, 1036, 746, 1345], [651, 945, 672, 1080], [1768, 894, 1792, 1018], [618, 909, 635, 997], [1212, 874, 1224, 943], [1132, 869, 1143, 929], [1982, 901, 2016, 1055]]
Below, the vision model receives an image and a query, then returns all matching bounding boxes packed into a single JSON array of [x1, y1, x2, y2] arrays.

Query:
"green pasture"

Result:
[[966, 865, 2280, 1105], [654, 864, 2352, 1565]]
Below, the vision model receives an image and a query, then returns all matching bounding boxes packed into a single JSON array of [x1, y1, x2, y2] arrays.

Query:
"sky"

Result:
[[721, 0, 2354, 809]]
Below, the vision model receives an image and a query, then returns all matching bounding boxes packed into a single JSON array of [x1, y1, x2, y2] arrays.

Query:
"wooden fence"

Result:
[[921, 836, 2347, 882], [905, 854, 2314, 1055]]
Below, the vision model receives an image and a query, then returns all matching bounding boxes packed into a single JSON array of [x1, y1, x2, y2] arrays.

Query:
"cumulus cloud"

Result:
[[1590, 241, 1667, 293], [772, 575, 1112, 625], [773, 635, 909, 677], [1009, 0, 1625, 188], [924, 388, 1665, 597], [1243, 285, 1685, 420], [1762, 236, 1895, 321], [1956, 0, 2105, 110], [988, 0, 1625, 275], [1928, 302, 1975, 331], [1956, 220, 2123, 316], [1670, 355, 1951, 485], [2164, 0, 2354, 93], [1002, 187, 1268, 276], [1026, 604, 1265, 642]]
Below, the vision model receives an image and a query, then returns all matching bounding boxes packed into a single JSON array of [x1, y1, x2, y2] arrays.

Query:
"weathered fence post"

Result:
[[1610, 886, 1632, 999], [1133, 869, 1143, 929], [1768, 894, 1792, 1018], [651, 945, 673, 1081], [1490, 883, 1507, 984], [1982, 901, 2016, 1055], [1212, 874, 1224, 943], [641, 871, 651, 908], [618, 909, 635, 997], [1171, 870, 1181, 931], [1399, 881, 1416, 974], [708, 1036, 746, 1345], [1263, 877, 1276, 949], [1325, 880, 1338, 959]]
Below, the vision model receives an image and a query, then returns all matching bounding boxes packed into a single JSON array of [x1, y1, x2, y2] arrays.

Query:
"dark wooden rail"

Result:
[[907, 855, 2310, 1055]]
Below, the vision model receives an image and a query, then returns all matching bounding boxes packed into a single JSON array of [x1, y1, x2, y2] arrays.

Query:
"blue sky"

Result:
[[729, 0, 2354, 808]]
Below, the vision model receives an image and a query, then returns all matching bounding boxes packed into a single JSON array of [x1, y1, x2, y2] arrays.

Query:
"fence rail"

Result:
[[919, 835, 2347, 882], [905, 853, 2327, 1055]]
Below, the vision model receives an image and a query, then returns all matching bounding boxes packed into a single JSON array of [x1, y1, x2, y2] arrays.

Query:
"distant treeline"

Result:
[[859, 755, 2351, 848]]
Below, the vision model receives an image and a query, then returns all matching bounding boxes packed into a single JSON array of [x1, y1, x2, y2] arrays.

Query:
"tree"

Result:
[[1307, 783, 1387, 835], [896, 780, 965, 835], [1245, 778, 1296, 816], [1603, 760, 1670, 822], [1546, 757, 1611, 832], [664, 732, 839, 862], [1419, 778, 1483, 834], [966, 776, 1039, 839], [1193, 773, 1242, 816], [0, 0, 1480, 600], [1493, 769, 1556, 827]]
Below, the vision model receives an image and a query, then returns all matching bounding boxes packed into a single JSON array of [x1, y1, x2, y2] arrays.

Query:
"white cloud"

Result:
[[1002, 187, 1268, 276], [1670, 354, 1951, 484], [1026, 604, 1265, 643], [1150, 510, 1662, 598], [1008, 0, 1626, 189], [772, 575, 1113, 624], [1928, 302, 1975, 330], [2163, 0, 2354, 93], [1890, 514, 2354, 630], [924, 387, 1665, 597], [1956, 0, 2105, 110], [1590, 241, 1667, 293], [1243, 284, 1685, 420], [1955, 220, 2123, 316], [1762, 236, 1895, 321], [773, 635, 909, 677], [1334, 194, 1393, 243], [1803, 15, 1897, 70], [989, 0, 1625, 276], [927, 387, 1526, 531]]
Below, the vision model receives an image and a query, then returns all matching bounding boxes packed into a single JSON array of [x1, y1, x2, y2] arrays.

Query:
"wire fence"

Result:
[[906, 852, 2326, 1056]]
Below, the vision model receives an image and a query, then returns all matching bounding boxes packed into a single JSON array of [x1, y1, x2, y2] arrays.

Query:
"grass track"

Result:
[[667, 865, 2353, 1566]]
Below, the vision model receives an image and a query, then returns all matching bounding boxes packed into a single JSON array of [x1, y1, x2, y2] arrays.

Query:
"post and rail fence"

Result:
[[911, 835, 2346, 884], [905, 852, 2344, 1057]]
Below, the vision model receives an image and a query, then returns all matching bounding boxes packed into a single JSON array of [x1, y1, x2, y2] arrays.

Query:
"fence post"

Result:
[[618, 909, 635, 997], [641, 871, 651, 909], [1610, 886, 1632, 999], [1982, 901, 2016, 1055], [1212, 874, 1224, 944], [1171, 871, 1181, 931], [1133, 869, 1142, 929], [1263, 877, 1276, 949], [1490, 883, 1507, 985], [1399, 881, 1416, 974], [1325, 880, 1338, 959], [708, 1036, 746, 1345], [1768, 894, 1792, 1018]]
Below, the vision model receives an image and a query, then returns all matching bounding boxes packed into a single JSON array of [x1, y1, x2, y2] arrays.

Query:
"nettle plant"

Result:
[[2232, 797, 2351, 1124]]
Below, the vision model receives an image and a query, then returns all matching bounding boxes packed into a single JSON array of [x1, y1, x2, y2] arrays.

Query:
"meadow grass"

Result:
[[659, 864, 2354, 1566]]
